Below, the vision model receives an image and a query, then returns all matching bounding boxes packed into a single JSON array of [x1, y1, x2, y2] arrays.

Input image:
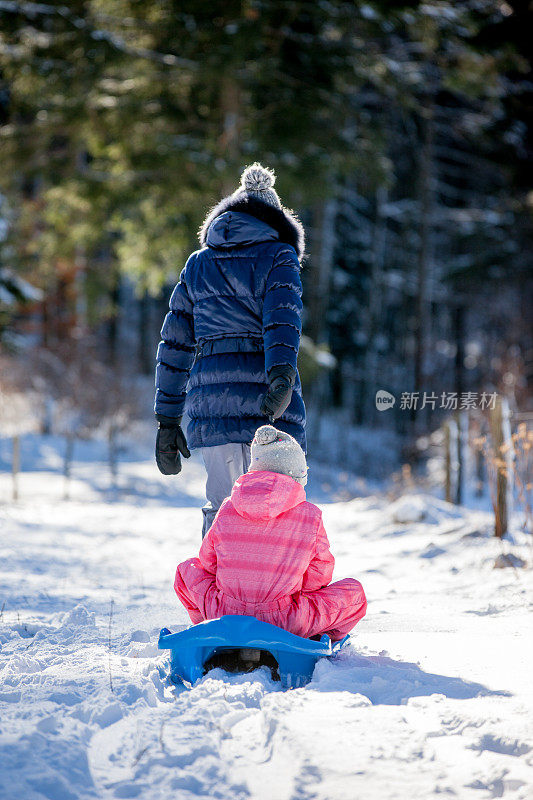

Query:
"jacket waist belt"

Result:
[[196, 335, 264, 359], [217, 590, 293, 613]]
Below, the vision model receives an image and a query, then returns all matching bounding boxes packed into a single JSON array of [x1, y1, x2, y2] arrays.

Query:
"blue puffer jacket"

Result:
[[154, 194, 307, 451]]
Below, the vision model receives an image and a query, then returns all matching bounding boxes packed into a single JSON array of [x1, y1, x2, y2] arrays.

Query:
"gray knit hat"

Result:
[[235, 162, 282, 209], [249, 425, 308, 486]]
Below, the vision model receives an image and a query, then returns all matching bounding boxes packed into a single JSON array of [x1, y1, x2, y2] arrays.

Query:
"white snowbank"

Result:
[[388, 493, 464, 525]]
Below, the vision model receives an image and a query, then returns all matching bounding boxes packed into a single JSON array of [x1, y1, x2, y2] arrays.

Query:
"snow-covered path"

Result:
[[0, 435, 532, 800]]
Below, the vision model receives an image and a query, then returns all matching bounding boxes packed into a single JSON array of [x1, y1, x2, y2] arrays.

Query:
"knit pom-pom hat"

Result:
[[249, 425, 308, 486], [235, 162, 282, 209]]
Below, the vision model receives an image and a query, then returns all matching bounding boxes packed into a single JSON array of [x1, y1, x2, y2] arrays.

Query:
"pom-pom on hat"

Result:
[[249, 425, 308, 486], [236, 162, 282, 209]]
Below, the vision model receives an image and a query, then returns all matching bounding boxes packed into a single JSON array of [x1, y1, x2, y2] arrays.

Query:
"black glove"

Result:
[[260, 365, 296, 421], [155, 415, 190, 475]]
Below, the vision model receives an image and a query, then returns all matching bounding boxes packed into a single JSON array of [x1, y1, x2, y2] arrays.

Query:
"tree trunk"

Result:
[[454, 303, 466, 399], [108, 424, 118, 489], [413, 105, 434, 426], [63, 434, 74, 501], [106, 266, 121, 364], [12, 435, 20, 502], [361, 186, 388, 424], [74, 244, 87, 333], [42, 297, 50, 348], [306, 197, 337, 345], [218, 75, 242, 193], [138, 292, 152, 375]]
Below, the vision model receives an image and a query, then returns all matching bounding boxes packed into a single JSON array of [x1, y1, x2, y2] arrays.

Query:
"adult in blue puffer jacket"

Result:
[[154, 163, 306, 537]]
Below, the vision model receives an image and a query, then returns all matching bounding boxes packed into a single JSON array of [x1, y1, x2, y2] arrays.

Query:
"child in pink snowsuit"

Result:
[[174, 425, 367, 641]]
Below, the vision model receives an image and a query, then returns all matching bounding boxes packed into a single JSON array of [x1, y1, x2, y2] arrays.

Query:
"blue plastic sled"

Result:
[[158, 614, 349, 689]]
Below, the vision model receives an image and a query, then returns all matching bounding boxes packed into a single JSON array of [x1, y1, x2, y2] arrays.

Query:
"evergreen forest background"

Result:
[[1, 0, 532, 476]]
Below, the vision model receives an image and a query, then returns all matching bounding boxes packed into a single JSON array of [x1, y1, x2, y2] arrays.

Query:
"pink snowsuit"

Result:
[[174, 470, 367, 641]]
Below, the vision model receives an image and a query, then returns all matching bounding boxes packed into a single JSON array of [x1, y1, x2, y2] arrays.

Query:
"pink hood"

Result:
[[230, 470, 306, 520]]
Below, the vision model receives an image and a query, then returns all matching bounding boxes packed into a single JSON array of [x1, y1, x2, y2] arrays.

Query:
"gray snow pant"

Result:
[[201, 443, 251, 539]]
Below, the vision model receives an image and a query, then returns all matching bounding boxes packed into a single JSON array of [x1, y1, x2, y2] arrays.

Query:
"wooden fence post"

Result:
[[475, 434, 484, 497], [444, 421, 452, 503], [455, 410, 468, 505], [490, 396, 513, 538], [444, 418, 459, 503]]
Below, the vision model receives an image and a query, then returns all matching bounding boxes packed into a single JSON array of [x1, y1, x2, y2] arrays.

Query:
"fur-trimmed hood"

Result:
[[199, 193, 305, 260]]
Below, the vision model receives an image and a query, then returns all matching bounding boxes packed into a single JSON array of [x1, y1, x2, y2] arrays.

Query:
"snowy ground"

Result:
[[0, 432, 532, 800]]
